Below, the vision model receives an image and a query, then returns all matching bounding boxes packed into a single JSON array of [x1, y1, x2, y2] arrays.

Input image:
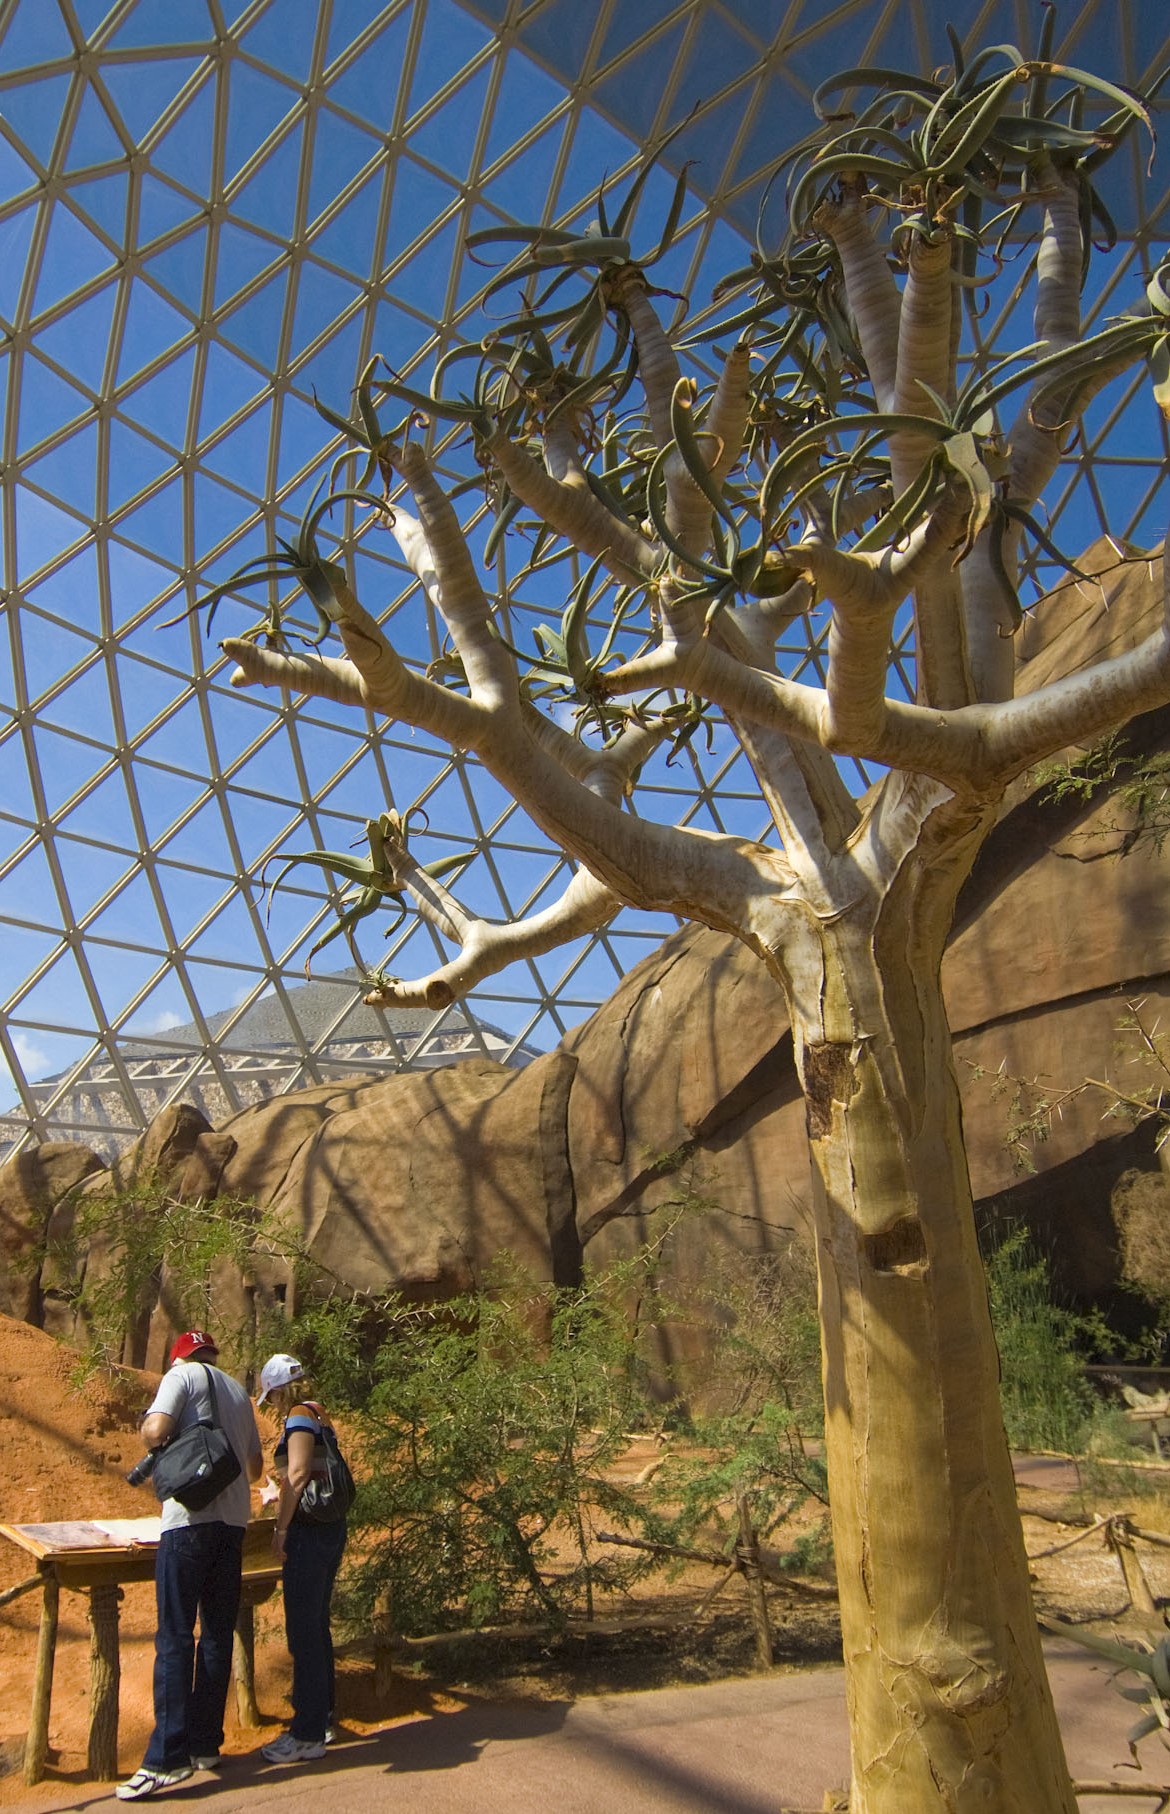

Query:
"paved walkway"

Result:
[[9, 1640, 1168, 1814]]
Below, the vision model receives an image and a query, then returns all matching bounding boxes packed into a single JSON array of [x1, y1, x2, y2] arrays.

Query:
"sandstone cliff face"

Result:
[[2, 542, 1166, 1341]]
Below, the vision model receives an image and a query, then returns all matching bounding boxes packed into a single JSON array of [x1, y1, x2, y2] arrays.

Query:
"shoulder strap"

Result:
[[198, 1362, 222, 1428]]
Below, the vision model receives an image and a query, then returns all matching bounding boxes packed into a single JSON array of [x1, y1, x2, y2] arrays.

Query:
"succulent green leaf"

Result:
[[813, 67, 940, 118], [531, 236, 631, 268], [312, 391, 371, 448], [645, 160, 693, 266], [420, 850, 476, 881], [646, 445, 735, 585], [562, 551, 605, 689], [925, 69, 1027, 179]]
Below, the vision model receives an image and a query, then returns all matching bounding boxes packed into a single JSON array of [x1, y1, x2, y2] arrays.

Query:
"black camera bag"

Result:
[[151, 1363, 242, 1512], [296, 1422, 356, 1525]]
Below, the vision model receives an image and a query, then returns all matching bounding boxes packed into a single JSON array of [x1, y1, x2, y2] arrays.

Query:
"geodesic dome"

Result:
[[2, 0, 1169, 1157]]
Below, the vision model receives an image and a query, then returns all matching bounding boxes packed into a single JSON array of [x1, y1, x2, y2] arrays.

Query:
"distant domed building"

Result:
[[1, 972, 538, 1162]]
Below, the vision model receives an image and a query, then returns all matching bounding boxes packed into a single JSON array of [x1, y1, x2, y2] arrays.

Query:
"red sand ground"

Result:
[[0, 1315, 453, 1803]]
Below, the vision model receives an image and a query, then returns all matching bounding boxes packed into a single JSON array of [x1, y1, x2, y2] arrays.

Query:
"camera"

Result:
[[125, 1449, 159, 1488]]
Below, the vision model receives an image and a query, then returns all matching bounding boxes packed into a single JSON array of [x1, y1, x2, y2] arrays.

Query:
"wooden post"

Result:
[[372, 1584, 395, 1701], [87, 1584, 122, 1780], [23, 1569, 59, 1786], [1109, 1518, 1159, 1619], [233, 1601, 261, 1728], [736, 1494, 773, 1670]]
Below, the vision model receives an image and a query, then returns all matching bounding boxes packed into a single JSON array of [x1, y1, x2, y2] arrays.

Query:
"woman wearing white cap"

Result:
[[255, 1354, 347, 1764]]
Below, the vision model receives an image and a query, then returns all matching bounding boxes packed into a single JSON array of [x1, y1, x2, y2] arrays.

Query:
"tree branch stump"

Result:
[[23, 1570, 58, 1786], [1108, 1518, 1159, 1619], [86, 1584, 122, 1780]]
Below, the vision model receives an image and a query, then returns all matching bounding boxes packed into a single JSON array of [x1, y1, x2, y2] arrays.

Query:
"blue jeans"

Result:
[[143, 1523, 245, 1770], [283, 1519, 347, 1741]]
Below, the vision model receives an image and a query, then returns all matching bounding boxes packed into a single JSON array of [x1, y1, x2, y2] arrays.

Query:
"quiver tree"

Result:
[[206, 26, 1170, 1813]]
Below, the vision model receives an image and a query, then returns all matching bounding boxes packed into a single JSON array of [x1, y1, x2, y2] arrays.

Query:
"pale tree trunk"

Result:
[[794, 891, 1075, 1814]]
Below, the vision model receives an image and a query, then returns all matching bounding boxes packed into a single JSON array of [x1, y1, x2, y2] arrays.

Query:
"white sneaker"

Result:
[[116, 1766, 194, 1799], [190, 1754, 221, 1770], [260, 1733, 326, 1764]]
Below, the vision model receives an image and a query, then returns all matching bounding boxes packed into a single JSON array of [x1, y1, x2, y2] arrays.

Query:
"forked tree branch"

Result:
[[487, 429, 656, 586], [222, 580, 483, 750], [390, 443, 517, 709], [364, 862, 621, 1010]]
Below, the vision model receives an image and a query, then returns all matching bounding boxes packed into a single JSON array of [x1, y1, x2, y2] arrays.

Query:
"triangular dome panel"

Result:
[[409, 65, 493, 184], [0, 207, 40, 322], [306, 108, 382, 226], [101, 57, 206, 144], [25, 419, 100, 518], [229, 124, 305, 240], [116, 285, 192, 385], [34, 207, 117, 315], [326, 11, 412, 129], [0, 74, 71, 167], [224, 62, 300, 187], [70, 170, 131, 243], [119, 345, 197, 444], [219, 271, 289, 369], [144, 223, 209, 307], [482, 51, 565, 171], [309, 166, 386, 280], [107, 0, 214, 50], [16, 355, 90, 458], [64, 88, 128, 174], [149, 83, 216, 195]]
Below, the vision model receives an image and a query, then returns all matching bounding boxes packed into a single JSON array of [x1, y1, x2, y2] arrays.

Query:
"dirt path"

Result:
[[1, 1641, 1166, 1814]]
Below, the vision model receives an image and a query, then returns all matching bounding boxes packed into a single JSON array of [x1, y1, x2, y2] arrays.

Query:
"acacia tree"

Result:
[[208, 30, 1170, 1814]]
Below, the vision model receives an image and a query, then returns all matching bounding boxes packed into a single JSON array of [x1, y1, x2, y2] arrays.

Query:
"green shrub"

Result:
[[343, 1243, 829, 1634], [45, 1180, 267, 1373], [344, 1255, 670, 1634], [48, 1173, 831, 1629], [652, 1245, 827, 1558], [982, 1221, 1104, 1453]]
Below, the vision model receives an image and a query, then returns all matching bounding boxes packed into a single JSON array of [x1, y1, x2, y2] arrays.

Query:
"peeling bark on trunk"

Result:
[[797, 900, 1075, 1813]]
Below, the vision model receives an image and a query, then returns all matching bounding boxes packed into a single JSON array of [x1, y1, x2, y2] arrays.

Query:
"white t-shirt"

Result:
[[146, 1360, 261, 1532]]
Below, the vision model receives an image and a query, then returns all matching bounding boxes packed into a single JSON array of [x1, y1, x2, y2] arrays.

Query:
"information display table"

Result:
[[0, 1516, 280, 1785]]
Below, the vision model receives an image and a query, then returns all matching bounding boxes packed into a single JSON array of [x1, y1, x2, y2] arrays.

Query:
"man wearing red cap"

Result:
[[118, 1332, 263, 1800]]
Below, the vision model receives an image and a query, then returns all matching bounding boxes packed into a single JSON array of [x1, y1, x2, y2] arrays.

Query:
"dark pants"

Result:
[[283, 1519, 347, 1741], [143, 1522, 245, 1770]]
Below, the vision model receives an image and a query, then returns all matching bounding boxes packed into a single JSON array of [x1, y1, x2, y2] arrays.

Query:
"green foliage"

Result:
[[982, 1221, 1106, 1452], [255, 1290, 384, 1413], [44, 1175, 371, 1391], [1042, 1617, 1170, 1763], [655, 1246, 826, 1559], [1036, 730, 1170, 857], [55, 1173, 829, 1636], [47, 1180, 266, 1374], [337, 1240, 829, 1637], [343, 1255, 671, 1634]]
